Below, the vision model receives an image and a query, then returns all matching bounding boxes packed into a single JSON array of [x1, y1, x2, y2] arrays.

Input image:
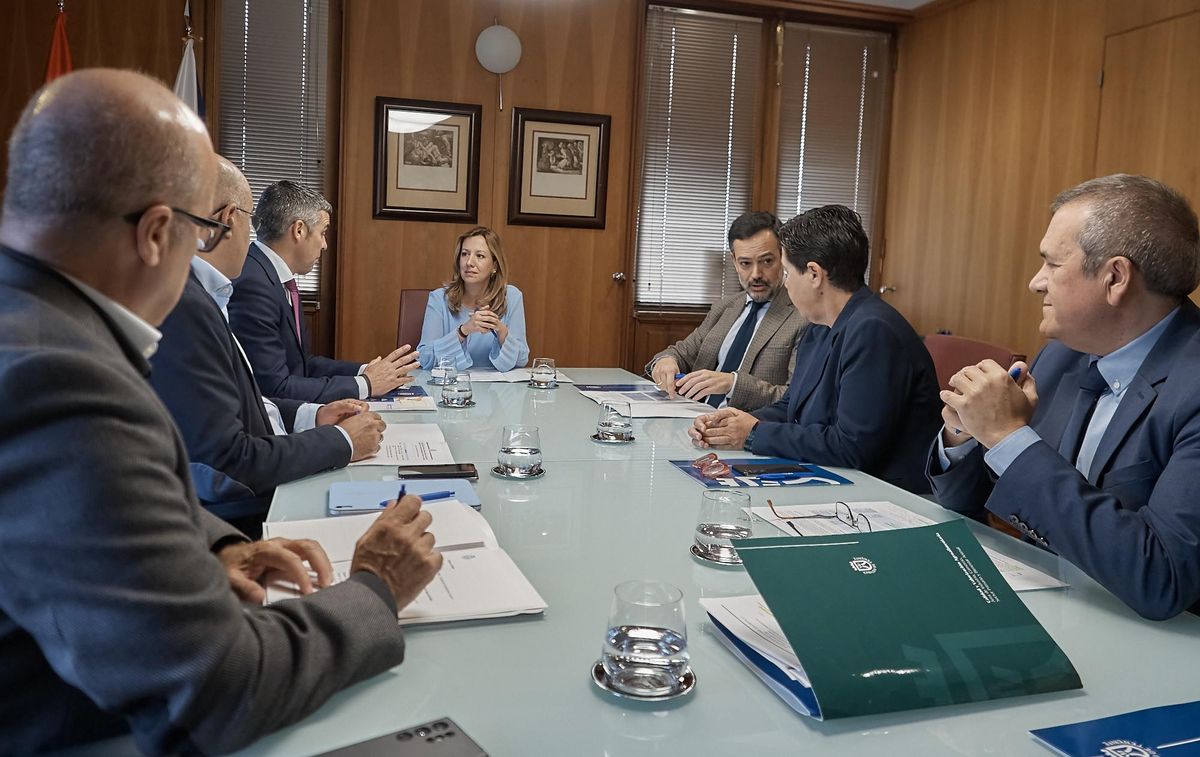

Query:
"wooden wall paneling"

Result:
[[631, 315, 708, 375], [1104, 0, 1200, 36], [881, 0, 1103, 361], [621, 2, 651, 373]]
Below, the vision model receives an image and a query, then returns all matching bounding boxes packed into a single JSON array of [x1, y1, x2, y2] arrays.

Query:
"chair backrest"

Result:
[[923, 334, 1026, 390], [397, 289, 430, 350]]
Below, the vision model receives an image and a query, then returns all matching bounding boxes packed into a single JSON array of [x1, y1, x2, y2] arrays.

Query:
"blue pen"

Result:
[[674, 373, 686, 380], [379, 489, 454, 507], [757, 471, 810, 481], [953, 365, 1025, 434]]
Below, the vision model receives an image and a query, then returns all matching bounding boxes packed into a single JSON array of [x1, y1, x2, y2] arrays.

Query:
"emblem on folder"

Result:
[[1101, 740, 1158, 757], [849, 557, 876, 575]]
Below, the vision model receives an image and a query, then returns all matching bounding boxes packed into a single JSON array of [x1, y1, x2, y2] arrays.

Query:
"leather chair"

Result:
[[923, 333, 1026, 390], [397, 289, 430, 350]]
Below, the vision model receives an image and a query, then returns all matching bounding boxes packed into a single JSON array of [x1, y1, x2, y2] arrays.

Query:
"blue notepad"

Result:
[[327, 479, 482, 516], [1030, 700, 1200, 756]]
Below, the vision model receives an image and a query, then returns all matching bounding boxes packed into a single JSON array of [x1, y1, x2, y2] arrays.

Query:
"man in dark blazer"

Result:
[[151, 158, 387, 527], [0, 70, 440, 754], [228, 180, 418, 402], [647, 211, 806, 410], [691, 205, 942, 494], [932, 175, 1200, 620]]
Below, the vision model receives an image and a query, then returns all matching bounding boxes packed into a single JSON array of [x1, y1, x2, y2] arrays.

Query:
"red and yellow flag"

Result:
[[45, 10, 72, 84]]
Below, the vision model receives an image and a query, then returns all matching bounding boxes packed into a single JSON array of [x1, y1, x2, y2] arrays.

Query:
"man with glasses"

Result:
[[229, 180, 419, 402], [150, 157, 388, 531], [0, 69, 441, 753]]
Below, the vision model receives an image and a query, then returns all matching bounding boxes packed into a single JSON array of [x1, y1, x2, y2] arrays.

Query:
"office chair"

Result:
[[923, 333, 1026, 391], [396, 289, 430, 350]]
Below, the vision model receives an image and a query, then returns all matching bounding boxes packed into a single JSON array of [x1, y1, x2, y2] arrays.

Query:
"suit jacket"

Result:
[[229, 243, 362, 402], [930, 301, 1200, 620], [0, 246, 404, 754], [151, 271, 350, 519], [751, 287, 942, 494], [647, 287, 806, 410]]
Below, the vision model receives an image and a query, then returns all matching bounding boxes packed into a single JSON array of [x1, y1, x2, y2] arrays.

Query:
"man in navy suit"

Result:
[[228, 180, 418, 402], [933, 175, 1200, 620], [151, 158, 387, 528], [691, 205, 942, 494]]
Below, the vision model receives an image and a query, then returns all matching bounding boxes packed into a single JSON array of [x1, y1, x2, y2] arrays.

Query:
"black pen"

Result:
[[787, 521, 803, 537]]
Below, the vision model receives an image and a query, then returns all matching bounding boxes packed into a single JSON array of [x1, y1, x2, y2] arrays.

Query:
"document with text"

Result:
[[348, 423, 454, 467]]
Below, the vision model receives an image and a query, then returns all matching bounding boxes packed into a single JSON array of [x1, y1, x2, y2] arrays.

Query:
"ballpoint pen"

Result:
[[756, 471, 811, 481], [378, 489, 454, 507]]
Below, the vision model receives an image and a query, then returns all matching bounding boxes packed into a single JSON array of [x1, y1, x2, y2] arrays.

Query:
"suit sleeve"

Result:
[[490, 286, 529, 372], [153, 295, 350, 501], [750, 317, 919, 469], [728, 327, 799, 411], [227, 269, 360, 402], [645, 300, 726, 375], [0, 351, 404, 755]]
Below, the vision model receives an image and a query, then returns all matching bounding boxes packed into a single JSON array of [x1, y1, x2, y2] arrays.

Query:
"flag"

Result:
[[173, 1, 204, 116], [45, 9, 72, 83]]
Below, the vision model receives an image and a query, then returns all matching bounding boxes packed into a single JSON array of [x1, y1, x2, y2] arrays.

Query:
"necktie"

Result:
[[282, 278, 303, 343], [1057, 362, 1108, 473], [708, 299, 767, 407]]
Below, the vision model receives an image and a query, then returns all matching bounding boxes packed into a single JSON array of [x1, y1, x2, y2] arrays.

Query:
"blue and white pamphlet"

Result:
[[367, 386, 436, 412], [1031, 700, 1200, 756], [670, 457, 853, 489]]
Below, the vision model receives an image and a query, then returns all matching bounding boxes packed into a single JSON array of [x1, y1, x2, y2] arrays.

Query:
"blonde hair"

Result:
[[445, 226, 509, 317]]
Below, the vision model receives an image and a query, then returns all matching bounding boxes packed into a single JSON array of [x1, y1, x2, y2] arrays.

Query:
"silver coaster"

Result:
[[437, 400, 476, 408], [490, 465, 545, 481], [590, 661, 696, 702], [590, 433, 635, 445], [690, 542, 743, 566], [527, 381, 559, 390]]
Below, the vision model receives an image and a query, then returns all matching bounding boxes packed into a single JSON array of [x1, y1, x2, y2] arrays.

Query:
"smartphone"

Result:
[[315, 716, 486, 756], [731, 463, 812, 477], [396, 463, 479, 480]]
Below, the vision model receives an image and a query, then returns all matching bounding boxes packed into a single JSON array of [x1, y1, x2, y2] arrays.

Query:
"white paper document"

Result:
[[699, 595, 810, 687], [467, 369, 575, 383], [348, 423, 454, 467], [749, 501, 1067, 593], [576, 388, 710, 419], [263, 501, 547, 624]]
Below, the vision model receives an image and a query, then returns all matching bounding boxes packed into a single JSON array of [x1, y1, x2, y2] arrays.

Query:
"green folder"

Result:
[[734, 519, 1081, 719]]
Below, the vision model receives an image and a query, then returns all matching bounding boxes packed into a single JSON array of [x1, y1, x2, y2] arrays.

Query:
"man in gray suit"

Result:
[[647, 211, 806, 410], [0, 70, 441, 754]]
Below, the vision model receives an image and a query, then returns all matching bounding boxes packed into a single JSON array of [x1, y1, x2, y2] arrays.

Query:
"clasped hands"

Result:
[[651, 357, 733, 401], [461, 307, 507, 342], [315, 399, 386, 461], [940, 359, 1038, 449], [689, 407, 758, 449]]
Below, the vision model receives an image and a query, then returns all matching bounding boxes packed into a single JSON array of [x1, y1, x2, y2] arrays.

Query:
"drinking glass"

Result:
[[600, 580, 690, 698], [440, 372, 473, 407], [497, 424, 542, 476], [430, 355, 456, 386], [595, 400, 633, 442], [529, 357, 557, 388], [693, 490, 753, 564]]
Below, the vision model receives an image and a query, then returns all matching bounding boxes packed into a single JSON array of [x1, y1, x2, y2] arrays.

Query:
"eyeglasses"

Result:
[[766, 499, 872, 536], [691, 452, 731, 478], [123, 206, 232, 253]]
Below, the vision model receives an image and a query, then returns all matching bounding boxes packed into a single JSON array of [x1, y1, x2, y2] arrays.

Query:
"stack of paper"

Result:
[[367, 386, 436, 412], [574, 383, 710, 418], [264, 501, 547, 625], [349, 423, 455, 467]]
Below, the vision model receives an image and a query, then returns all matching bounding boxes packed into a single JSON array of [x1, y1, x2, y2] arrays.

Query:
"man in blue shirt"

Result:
[[932, 174, 1200, 620]]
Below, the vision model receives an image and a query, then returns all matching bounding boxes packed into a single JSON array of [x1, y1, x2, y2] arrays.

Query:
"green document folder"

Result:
[[734, 519, 1082, 719]]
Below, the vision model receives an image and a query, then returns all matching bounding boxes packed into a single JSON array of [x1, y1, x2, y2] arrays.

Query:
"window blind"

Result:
[[218, 0, 329, 299], [775, 24, 889, 281], [635, 7, 763, 307]]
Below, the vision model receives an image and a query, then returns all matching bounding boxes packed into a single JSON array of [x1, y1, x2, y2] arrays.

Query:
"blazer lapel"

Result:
[[786, 327, 832, 417], [1038, 359, 1091, 453], [252, 243, 303, 351], [699, 297, 748, 371], [743, 289, 793, 365]]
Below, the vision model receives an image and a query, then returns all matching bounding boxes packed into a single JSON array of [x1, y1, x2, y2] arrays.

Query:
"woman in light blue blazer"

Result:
[[418, 226, 529, 372]]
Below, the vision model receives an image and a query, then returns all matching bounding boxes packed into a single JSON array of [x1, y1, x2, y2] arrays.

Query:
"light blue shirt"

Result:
[[940, 308, 1180, 478], [715, 295, 771, 405], [190, 257, 350, 451], [417, 285, 530, 372]]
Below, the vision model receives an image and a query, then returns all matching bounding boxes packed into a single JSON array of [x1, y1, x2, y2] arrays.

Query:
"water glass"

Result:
[[497, 424, 542, 476], [440, 372, 473, 407], [430, 355, 457, 386], [595, 400, 633, 441], [529, 357, 557, 388], [600, 580, 690, 698], [693, 490, 753, 564]]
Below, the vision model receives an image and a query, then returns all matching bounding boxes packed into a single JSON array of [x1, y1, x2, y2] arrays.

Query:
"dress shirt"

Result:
[[713, 296, 770, 407], [254, 241, 370, 399], [63, 275, 161, 359], [191, 257, 351, 451]]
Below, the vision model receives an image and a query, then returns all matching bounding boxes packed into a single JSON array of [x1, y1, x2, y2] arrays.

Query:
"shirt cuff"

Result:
[[293, 402, 321, 432], [332, 423, 354, 454], [355, 375, 369, 399], [935, 427, 979, 471], [262, 397, 287, 436], [983, 426, 1041, 477]]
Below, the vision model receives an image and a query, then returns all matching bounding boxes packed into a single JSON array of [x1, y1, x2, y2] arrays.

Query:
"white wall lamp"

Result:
[[475, 21, 522, 111]]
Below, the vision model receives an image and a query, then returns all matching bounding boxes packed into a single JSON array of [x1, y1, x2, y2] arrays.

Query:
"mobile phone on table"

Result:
[[396, 463, 479, 480], [730, 463, 811, 477], [315, 716, 486, 756]]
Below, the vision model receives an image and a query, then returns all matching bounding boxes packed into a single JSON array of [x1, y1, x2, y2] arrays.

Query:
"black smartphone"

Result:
[[730, 463, 811, 477], [396, 463, 479, 480], [315, 716, 486, 756]]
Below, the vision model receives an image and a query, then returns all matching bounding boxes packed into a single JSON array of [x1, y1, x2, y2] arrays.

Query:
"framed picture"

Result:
[[373, 97, 482, 223], [508, 107, 611, 228]]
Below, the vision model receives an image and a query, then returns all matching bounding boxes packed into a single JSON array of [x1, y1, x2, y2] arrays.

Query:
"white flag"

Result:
[[173, 2, 200, 115]]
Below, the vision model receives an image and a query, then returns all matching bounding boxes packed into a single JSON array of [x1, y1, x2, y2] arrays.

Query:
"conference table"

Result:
[[73, 369, 1200, 756]]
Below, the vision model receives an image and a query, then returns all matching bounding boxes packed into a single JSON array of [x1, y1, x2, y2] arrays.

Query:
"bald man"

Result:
[[150, 157, 386, 528], [0, 70, 441, 754]]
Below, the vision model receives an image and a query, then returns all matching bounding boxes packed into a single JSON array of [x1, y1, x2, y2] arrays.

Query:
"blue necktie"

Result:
[[708, 299, 767, 407], [1057, 362, 1108, 472]]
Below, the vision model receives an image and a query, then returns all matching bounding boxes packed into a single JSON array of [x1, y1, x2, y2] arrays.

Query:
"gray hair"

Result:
[[252, 180, 331, 243], [3, 71, 206, 222], [1051, 174, 1200, 298]]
